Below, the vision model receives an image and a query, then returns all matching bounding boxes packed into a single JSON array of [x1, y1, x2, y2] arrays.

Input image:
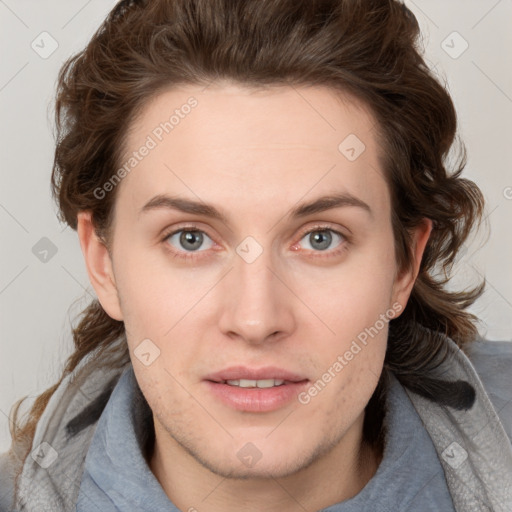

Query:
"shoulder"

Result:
[[464, 338, 512, 442], [0, 449, 20, 511], [0, 419, 32, 512], [3, 346, 128, 511]]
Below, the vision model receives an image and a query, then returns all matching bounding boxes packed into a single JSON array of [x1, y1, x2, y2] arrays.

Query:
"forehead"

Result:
[[117, 82, 389, 222]]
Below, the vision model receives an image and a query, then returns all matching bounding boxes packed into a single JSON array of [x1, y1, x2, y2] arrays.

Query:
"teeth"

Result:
[[226, 379, 285, 388]]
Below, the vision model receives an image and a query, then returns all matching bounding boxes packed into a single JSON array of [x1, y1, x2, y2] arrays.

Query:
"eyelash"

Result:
[[161, 224, 350, 262]]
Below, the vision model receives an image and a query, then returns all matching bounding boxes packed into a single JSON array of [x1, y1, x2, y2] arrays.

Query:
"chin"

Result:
[[203, 456, 312, 481], [191, 437, 324, 481]]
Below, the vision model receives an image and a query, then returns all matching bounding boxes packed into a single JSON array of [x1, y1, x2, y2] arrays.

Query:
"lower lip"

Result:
[[203, 381, 309, 412]]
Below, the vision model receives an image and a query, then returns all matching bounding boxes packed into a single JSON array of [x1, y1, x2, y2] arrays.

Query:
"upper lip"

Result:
[[205, 366, 308, 383]]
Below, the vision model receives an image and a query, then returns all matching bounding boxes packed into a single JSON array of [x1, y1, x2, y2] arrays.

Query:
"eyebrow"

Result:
[[139, 192, 372, 223]]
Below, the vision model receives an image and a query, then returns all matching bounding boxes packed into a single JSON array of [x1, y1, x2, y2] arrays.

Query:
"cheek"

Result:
[[133, 363, 199, 437], [290, 237, 395, 405], [296, 333, 386, 442], [113, 248, 210, 378], [293, 237, 397, 338], [113, 246, 185, 332]]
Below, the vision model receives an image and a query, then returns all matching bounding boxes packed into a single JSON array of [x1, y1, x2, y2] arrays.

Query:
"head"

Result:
[[24, 0, 484, 481]]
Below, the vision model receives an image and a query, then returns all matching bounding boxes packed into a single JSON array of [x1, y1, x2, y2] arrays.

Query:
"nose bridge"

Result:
[[218, 240, 295, 343]]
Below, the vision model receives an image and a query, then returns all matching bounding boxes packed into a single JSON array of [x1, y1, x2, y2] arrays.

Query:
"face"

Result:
[[80, 82, 429, 480]]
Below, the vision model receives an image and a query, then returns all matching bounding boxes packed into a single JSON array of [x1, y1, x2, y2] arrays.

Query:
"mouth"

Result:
[[203, 366, 309, 412], [220, 378, 287, 388]]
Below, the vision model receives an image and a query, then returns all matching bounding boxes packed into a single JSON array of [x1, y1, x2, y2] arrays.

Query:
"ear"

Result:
[[391, 218, 433, 315], [77, 211, 123, 321]]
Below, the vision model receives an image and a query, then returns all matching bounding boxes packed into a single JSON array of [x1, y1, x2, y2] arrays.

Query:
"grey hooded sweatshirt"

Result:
[[1, 334, 512, 511]]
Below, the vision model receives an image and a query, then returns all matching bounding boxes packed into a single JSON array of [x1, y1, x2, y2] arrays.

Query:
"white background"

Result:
[[1, 0, 511, 453]]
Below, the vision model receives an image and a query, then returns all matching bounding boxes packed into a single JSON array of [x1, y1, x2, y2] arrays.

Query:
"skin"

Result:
[[78, 82, 432, 511]]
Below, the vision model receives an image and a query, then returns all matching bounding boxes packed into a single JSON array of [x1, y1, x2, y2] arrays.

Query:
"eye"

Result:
[[164, 229, 215, 253], [162, 225, 347, 261], [298, 228, 346, 253]]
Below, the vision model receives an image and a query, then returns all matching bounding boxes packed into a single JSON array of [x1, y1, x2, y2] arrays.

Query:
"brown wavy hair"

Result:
[[9, 0, 485, 481]]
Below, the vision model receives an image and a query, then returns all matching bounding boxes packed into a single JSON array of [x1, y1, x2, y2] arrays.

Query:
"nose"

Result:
[[217, 247, 297, 345]]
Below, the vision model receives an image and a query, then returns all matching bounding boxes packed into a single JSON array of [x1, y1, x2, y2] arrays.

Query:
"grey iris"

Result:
[[310, 230, 332, 250], [180, 231, 203, 251]]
